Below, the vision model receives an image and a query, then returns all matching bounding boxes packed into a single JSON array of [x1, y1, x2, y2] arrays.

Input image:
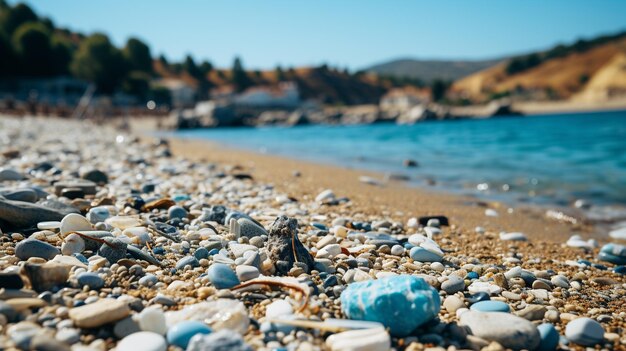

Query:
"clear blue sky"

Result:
[[9, 0, 626, 70]]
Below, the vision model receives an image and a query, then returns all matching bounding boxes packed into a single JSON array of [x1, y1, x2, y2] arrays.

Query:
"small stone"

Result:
[[326, 327, 390, 351], [68, 299, 130, 328], [470, 301, 510, 313], [235, 265, 260, 282], [564, 317, 604, 346], [459, 311, 540, 350], [138, 306, 167, 335], [55, 328, 80, 344], [266, 300, 293, 318], [22, 262, 70, 292], [81, 169, 108, 184], [499, 232, 527, 241], [139, 274, 158, 287], [237, 218, 267, 238], [168, 206, 188, 220], [117, 332, 166, 351], [176, 256, 199, 270], [86, 206, 110, 224], [207, 263, 240, 289], [598, 243, 626, 265], [468, 281, 501, 295], [340, 275, 440, 336], [187, 329, 252, 351], [515, 304, 546, 321], [443, 295, 465, 313], [537, 323, 559, 351], [114, 317, 141, 338], [76, 272, 104, 290], [0, 272, 24, 289], [409, 246, 442, 262], [166, 321, 212, 349], [441, 276, 465, 294], [15, 239, 60, 261]]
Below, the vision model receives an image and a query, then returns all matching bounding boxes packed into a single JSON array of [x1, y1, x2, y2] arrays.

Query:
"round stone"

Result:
[[15, 239, 60, 261], [565, 317, 604, 346], [176, 256, 199, 270], [409, 247, 442, 262], [441, 276, 465, 294], [76, 272, 104, 290], [117, 332, 166, 351], [138, 306, 167, 335], [207, 263, 240, 289], [265, 300, 293, 319], [459, 311, 540, 350], [139, 274, 158, 287], [60, 213, 93, 236], [537, 323, 559, 351], [168, 206, 188, 220], [166, 321, 212, 349], [235, 265, 260, 282], [470, 300, 510, 313]]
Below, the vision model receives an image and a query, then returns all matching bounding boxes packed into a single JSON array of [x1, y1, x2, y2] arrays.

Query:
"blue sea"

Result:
[[172, 110, 626, 223]]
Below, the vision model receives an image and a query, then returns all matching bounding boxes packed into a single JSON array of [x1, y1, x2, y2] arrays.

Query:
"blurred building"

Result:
[[152, 78, 197, 108]]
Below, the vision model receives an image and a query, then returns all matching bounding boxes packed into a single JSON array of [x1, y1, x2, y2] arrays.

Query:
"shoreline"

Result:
[[157, 135, 594, 243]]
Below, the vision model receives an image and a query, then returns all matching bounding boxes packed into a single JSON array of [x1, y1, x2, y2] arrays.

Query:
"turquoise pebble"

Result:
[[207, 263, 240, 289], [537, 323, 559, 351], [598, 243, 626, 265], [166, 321, 211, 349], [340, 275, 440, 336], [469, 300, 510, 312], [409, 247, 442, 262]]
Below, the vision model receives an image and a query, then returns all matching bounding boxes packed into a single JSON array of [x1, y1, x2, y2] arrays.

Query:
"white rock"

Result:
[[316, 235, 337, 249], [117, 331, 166, 351], [459, 311, 540, 350], [321, 244, 341, 258], [61, 233, 85, 255], [406, 217, 419, 229], [235, 265, 260, 282], [468, 281, 502, 295], [229, 243, 258, 258], [265, 300, 293, 319], [60, 214, 92, 236], [121, 227, 151, 245], [485, 209, 499, 217], [37, 221, 61, 230], [137, 306, 167, 335], [475, 226, 485, 234], [326, 327, 390, 351], [609, 227, 626, 240], [315, 189, 335, 202], [105, 216, 142, 229], [499, 232, 527, 241], [566, 235, 595, 250]]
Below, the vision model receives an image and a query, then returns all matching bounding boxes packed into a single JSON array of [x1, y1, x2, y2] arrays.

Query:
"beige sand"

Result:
[[160, 137, 592, 243]]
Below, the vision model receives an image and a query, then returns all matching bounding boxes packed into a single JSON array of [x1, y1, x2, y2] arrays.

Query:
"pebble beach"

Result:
[[0, 116, 625, 351]]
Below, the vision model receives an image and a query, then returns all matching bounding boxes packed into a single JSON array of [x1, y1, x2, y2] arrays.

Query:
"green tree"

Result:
[[275, 65, 285, 81], [0, 28, 17, 77], [123, 37, 153, 73], [0, 2, 37, 34], [199, 60, 213, 76], [183, 54, 202, 79], [430, 79, 449, 102], [50, 33, 73, 75], [12, 22, 54, 76], [231, 56, 251, 92], [122, 71, 151, 99], [71, 33, 128, 94]]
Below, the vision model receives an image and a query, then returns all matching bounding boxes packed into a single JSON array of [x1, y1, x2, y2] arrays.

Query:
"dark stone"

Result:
[[266, 216, 314, 275], [0, 272, 24, 289], [466, 292, 490, 304], [418, 216, 449, 227], [60, 188, 84, 200], [0, 197, 75, 230], [81, 169, 108, 184], [0, 189, 38, 203], [53, 179, 97, 197], [0, 300, 18, 322]]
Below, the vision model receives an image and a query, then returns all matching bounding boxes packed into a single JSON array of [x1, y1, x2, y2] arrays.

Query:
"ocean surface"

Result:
[[172, 110, 626, 224]]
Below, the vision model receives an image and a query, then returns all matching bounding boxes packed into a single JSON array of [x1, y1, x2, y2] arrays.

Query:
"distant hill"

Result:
[[452, 31, 626, 102], [365, 58, 503, 82]]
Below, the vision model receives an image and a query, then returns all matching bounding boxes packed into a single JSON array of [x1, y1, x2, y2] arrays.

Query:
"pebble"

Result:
[[237, 217, 267, 238], [168, 206, 188, 220], [443, 295, 465, 313], [459, 311, 540, 350], [138, 306, 167, 335], [117, 332, 167, 351], [326, 327, 390, 351], [166, 320, 212, 349], [176, 256, 200, 270], [15, 239, 60, 260], [564, 317, 604, 346], [340, 275, 440, 336], [0, 272, 24, 289], [499, 232, 528, 241], [207, 263, 240, 289], [266, 300, 293, 318], [598, 243, 626, 265], [409, 246, 443, 262], [68, 299, 130, 328], [60, 213, 93, 236], [235, 265, 260, 282], [470, 300, 510, 312], [441, 275, 465, 294], [187, 329, 252, 351], [468, 281, 501, 295], [537, 323, 559, 351], [76, 272, 105, 290]]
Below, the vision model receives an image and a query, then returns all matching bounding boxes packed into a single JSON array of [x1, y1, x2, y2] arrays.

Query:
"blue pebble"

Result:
[[598, 243, 626, 265], [138, 274, 158, 287], [166, 321, 212, 349], [520, 270, 537, 286], [72, 253, 89, 264], [152, 247, 165, 255], [311, 222, 327, 230], [141, 183, 155, 193], [194, 247, 210, 260], [592, 263, 607, 270], [76, 272, 104, 290], [469, 300, 510, 313], [409, 247, 442, 262], [172, 194, 191, 202], [537, 323, 559, 351], [613, 266, 626, 274], [403, 243, 415, 250], [15, 239, 60, 260], [577, 259, 592, 266], [208, 248, 220, 256], [176, 256, 200, 270], [466, 292, 490, 304], [207, 263, 240, 289], [340, 275, 440, 337], [73, 300, 85, 307], [323, 275, 338, 288], [466, 272, 479, 280], [168, 206, 188, 220]]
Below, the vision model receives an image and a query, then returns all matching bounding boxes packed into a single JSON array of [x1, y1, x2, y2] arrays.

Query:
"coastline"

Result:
[[157, 135, 593, 243]]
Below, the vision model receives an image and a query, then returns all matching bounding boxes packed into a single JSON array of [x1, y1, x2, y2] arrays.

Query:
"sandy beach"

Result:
[[0, 115, 624, 351]]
